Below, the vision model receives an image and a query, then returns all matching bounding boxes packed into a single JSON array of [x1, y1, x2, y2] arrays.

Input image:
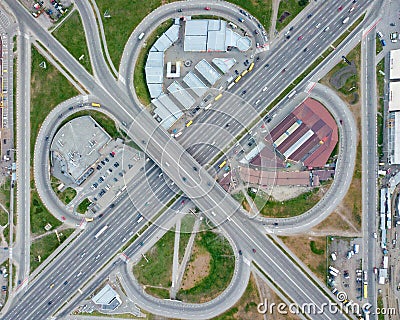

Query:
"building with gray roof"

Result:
[[212, 58, 236, 74], [145, 24, 181, 99], [50, 116, 111, 183], [195, 59, 221, 85], [184, 19, 251, 52], [167, 81, 196, 109], [153, 94, 183, 129], [183, 71, 208, 97], [92, 284, 122, 310]]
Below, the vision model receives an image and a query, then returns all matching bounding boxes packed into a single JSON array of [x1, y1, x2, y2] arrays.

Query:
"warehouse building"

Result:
[[184, 19, 251, 52], [389, 48, 400, 80], [269, 98, 338, 168]]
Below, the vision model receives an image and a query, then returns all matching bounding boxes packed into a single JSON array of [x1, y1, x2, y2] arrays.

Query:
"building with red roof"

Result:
[[268, 98, 338, 168]]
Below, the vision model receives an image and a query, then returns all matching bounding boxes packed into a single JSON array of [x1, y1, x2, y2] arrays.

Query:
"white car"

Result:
[[324, 26, 330, 32], [262, 86, 268, 92], [316, 23, 321, 28]]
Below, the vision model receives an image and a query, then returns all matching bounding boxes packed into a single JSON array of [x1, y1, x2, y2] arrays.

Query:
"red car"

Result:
[[204, 7, 211, 10], [298, 35, 303, 40], [338, 6, 343, 11]]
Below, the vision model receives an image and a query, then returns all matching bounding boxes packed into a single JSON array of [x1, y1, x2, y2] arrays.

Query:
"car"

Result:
[[109, 151, 115, 157], [49, 283, 55, 288], [48, 301, 52, 305], [64, 281, 68, 285], [238, 17, 244, 23], [264, 63, 269, 68], [316, 23, 321, 28], [297, 35, 303, 40], [242, 90, 247, 95], [17, 280, 21, 285], [177, 8, 182, 12], [61, 216, 66, 221], [193, 166, 198, 171], [307, 13, 313, 19], [390, 22, 396, 26], [373, 232, 377, 239], [235, 69, 239, 75], [182, 177, 187, 182], [262, 86, 268, 92], [96, 165, 102, 170], [303, 47, 308, 52], [281, 68, 286, 73], [252, 248, 256, 253], [254, 29, 259, 34], [105, 157, 109, 162], [98, 213, 104, 218], [289, 26, 294, 31], [324, 26, 330, 32], [101, 160, 105, 165], [286, 35, 291, 39], [273, 222, 279, 227], [239, 250, 242, 255], [338, 5, 343, 11], [110, 203, 115, 209], [204, 6, 211, 10]]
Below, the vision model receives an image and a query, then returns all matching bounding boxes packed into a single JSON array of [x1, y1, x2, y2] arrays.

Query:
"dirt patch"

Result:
[[280, 236, 327, 281], [268, 185, 312, 201], [180, 244, 211, 290]]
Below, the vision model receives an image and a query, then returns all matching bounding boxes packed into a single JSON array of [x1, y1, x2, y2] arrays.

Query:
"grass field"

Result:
[[134, 20, 173, 105], [52, 10, 92, 74], [280, 236, 327, 281], [177, 231, 234, 302], [276, 0, 308, 32], [227, 0, 273, 30], [51, 176, 77, 204], [95, 0, 178, 70], [377, 59, 385, 159], [244, 188, 321, 218], [61, 110, 124, 140], [133, 229, 174, 290], [77, 198, 91, 214], [214, 274, 262, 320], [30, 228, 74, 272], [31, 190, 62, 235], [31, 46, 78, 161], [376, 36, 383, 55]]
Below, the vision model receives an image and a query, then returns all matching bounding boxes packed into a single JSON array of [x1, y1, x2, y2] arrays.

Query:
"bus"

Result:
[[248, 62, 255, 71], [218, 160, 227, 169], [363, 282, 368, 299], [186, 120, 193, 127], [241, 69, 248, 77], [214, 94, 223, 101], [91, 102, 101, 107], [94, 225, 109, 239], [227, 82, 235, 90], [234, 75, 242, 83]]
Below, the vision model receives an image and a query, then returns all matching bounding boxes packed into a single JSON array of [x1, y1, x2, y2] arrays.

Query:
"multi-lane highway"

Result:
[[1, 0, 383, 319]]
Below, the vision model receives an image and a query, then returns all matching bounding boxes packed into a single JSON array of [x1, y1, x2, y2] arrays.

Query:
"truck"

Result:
[[383, 256, 389, 269], [353, 244, 360, 254], [94, 225, 109, 239]]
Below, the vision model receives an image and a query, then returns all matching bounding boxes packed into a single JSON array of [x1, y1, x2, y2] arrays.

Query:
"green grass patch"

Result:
[[31, 46, 78, 162], [276, 0, 308, 32], [145, 287, 170, 299], [134, 19, 173, 105], [31, 190, 62, 235], [226, 0, 273, 31], [77, 198, 91, 214], [177, 231, 234, 302], [61, 110, 123, 140], [247, 188, 321, 218], [377, 59, 385, 159], [95, 0, 177, 69], [310, 240, 324, 255], [377, 296, 385, 320], [50, 176, 76, 204], [0, 208, 8, 226], [80, 310, 144, 319], [3, 226, 9, 243], [30, 228, 74, 272], [376, 36, 383, 55], [52, 10, 92, 74], [133, 229, 174, 288]]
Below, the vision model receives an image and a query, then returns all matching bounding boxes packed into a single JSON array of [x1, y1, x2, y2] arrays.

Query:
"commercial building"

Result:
[[195, 59, 221, 85], [145, 23, 180, 98], [184, 19, 251, 52], [269, 98, 338, 168], [388, 82, 400, 112], [92, 284, 122, 310], [50, 116, 111, 183]]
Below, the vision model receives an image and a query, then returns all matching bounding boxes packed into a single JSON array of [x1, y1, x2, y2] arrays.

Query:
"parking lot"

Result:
[[328, 237, 364, 302]]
